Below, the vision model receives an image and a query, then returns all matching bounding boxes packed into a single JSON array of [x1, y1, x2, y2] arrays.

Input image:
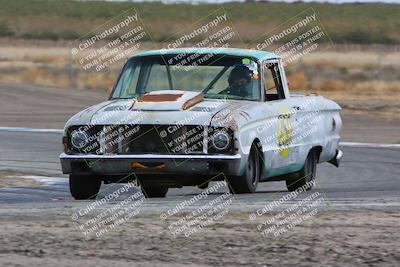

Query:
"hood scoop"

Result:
[[132, 90, 204, 111]]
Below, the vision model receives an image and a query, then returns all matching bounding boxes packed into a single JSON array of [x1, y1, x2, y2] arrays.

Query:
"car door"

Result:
[[261, 59, 302, 177]]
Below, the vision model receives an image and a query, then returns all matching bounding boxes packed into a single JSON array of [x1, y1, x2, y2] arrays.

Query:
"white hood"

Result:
[[64, 90, 253, 132]]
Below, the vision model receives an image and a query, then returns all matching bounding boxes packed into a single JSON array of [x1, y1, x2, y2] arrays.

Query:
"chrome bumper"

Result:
[[328, 149, 343, 167]]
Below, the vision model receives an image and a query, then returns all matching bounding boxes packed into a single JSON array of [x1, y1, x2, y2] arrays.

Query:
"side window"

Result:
[[264, 62, 285, 101]]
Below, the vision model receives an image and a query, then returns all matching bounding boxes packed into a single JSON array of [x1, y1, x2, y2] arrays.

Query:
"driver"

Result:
[[224, 65, 252, 98]]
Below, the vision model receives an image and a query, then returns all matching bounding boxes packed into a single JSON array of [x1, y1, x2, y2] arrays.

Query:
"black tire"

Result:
[[69, 174, 101, 200], [141, 185, 168, 198], [228, 144, 261, 194], [286, 151, 317, 192], [198, 182, 209, 189]]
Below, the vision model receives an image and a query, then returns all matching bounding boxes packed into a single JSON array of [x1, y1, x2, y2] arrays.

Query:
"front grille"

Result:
[[67, 125, 207, 155]]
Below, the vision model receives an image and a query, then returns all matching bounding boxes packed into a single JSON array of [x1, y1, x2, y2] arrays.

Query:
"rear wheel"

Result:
[[286, 151, 317, 192], [228, 144, 261, 194], [141, 185, 168, 198], [69, 174, 101, 200]]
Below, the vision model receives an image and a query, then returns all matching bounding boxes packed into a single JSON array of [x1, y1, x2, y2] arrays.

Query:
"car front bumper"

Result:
[[328, 149, 343, 167], [59, 153, 243, 176]]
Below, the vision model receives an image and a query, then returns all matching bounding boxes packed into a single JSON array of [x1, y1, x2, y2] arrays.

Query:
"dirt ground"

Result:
[[0, 210, 399, 267]]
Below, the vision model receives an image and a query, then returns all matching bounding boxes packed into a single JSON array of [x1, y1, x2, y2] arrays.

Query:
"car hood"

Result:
[[64, 90, 254, 132]]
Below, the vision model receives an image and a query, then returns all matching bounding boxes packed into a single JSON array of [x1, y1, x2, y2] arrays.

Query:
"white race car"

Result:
[[60, 48, 342, 199]]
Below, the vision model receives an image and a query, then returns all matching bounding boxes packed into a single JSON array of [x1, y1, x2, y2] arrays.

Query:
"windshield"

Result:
[[111, 54, 261, 101]]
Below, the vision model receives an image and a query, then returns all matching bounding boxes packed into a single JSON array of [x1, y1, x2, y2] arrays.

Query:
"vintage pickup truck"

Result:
[[60, 48, 342, 199]]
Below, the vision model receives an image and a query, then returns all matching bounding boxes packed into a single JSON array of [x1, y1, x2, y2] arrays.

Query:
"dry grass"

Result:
[[20, 68, 68, 88], [21, 68, 53, 86], [28, 55, 67, 64], [303, 51, 400, 69], [78, 73, 116, 91], [0, 46, 69, 61], [310, 80, 400, 94], [350, 80, 400, 92], [18, 67, 70, 88], [287, 72, 309, 92], [1, 46, 400, 96], [312, 79, 347, 92]]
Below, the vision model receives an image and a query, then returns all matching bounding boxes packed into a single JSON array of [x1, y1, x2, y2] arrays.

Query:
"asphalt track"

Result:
[[1, 129, 399, 214]]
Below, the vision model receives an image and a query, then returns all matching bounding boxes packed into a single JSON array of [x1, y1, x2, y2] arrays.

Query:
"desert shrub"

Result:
[[18, 67, 73, 89], [0, 0, 400, 44], [80, 73, 115, 91], [21, 68, 54, 86], [0, 22, 12, 37], [22, 30, 79, 41], [313, 79, 347, 91], [333, 30, 398, 45], [287, 72, 309, 92], [351, 80, 400, 92], [29, 55, 67, 64]]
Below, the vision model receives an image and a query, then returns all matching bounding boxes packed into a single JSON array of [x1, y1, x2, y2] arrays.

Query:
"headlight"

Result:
[[71, 130, 89, 149], [212, 131, 231, 151]]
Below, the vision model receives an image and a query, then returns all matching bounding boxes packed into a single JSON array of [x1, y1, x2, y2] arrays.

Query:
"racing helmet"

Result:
[[228, 65, 252, 86]]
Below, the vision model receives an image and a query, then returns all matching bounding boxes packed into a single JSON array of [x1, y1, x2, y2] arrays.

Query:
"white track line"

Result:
[[0, 127, 63, 134], [1, 127, 400, 148], [340, 142, 400, 148]]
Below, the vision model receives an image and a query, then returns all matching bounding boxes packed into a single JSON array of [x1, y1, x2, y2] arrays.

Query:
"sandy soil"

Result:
[[0, 210, 399, 267]]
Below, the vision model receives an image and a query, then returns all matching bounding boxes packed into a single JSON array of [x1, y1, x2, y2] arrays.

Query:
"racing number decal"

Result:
[[277, 107, 293, 158]]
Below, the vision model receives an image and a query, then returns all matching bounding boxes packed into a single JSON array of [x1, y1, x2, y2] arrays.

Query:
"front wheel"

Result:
[[228, 144, 261, 194], [69, 174, 101, 200], [286, 151, 317, 192]]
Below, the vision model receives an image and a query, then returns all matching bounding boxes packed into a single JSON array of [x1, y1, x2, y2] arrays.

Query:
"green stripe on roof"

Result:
[[130, 48, 279, 61]]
